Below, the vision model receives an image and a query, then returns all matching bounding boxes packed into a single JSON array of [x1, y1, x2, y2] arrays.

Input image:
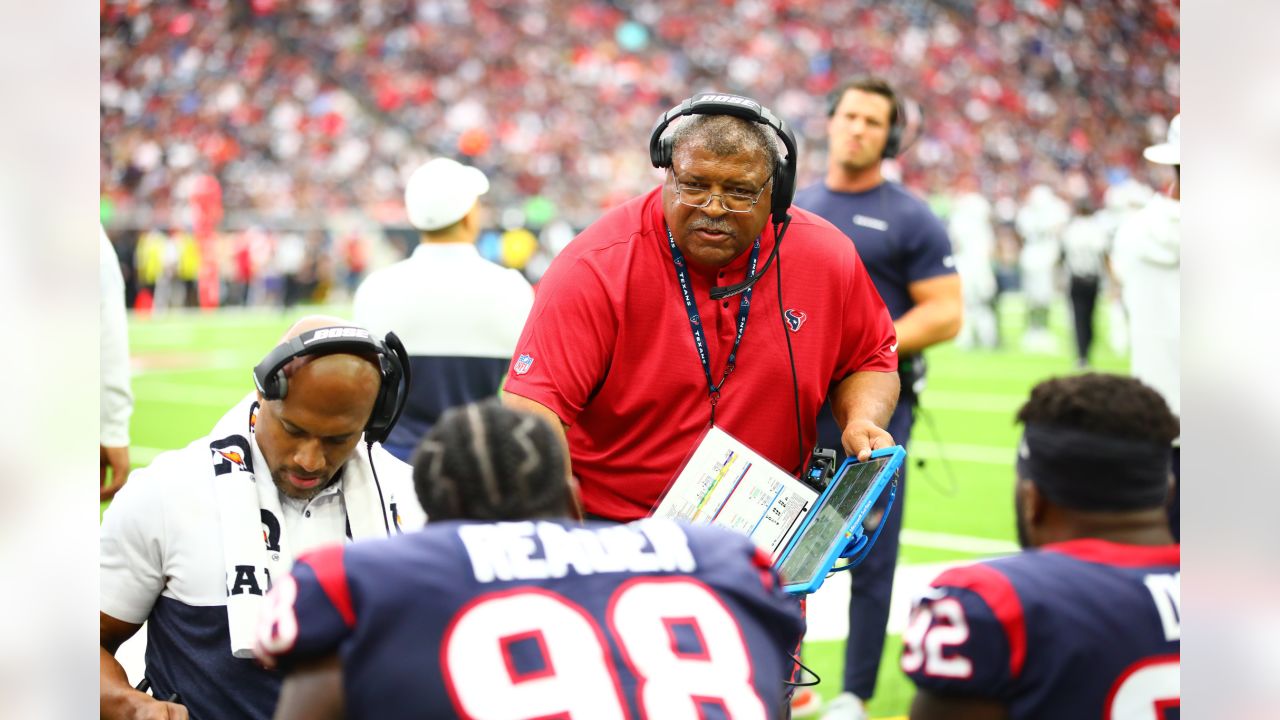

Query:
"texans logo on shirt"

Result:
[[784, 309, 807, 332]]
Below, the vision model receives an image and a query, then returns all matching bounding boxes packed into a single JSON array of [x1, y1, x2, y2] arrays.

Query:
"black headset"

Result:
[[252, 326, 410, 446], [649, 93, 798, 226], [826, 82, 905, 159]]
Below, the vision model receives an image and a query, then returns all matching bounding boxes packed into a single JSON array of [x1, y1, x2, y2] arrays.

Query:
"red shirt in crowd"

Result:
[[504, 187, 897, 520]]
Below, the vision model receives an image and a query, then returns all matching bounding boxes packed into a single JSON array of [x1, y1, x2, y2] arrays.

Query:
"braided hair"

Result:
[[412, 399, 570, 521]]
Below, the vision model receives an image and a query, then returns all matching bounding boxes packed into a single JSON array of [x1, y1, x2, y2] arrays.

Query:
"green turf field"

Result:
[[108, 295, 1128, 719]]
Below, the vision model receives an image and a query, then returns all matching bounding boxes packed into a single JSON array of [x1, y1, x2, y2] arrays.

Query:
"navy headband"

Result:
[[1016, 423, 1170, 512]]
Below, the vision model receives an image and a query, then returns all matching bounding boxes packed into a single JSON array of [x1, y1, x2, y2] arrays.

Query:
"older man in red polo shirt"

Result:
[[505, 96, 899, 522]]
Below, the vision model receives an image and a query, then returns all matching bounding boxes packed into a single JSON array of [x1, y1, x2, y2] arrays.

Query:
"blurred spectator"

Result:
[[949, 189, 999, 350], [101, 0, 1179, 240], [275, 231, 307, 308], [1097, 177, 1154, 354], [1061, 200, 1110, 367], [1014, 184, 1069, 353]]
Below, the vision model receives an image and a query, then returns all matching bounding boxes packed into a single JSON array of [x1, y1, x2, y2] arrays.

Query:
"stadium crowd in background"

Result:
[[100, 0, 1179, 289]]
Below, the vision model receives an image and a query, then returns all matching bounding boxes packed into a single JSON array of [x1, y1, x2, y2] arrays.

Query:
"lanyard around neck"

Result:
[[665, 224, 761, 422]]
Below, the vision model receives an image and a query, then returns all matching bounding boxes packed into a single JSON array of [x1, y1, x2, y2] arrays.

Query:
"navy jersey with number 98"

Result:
[[257, 518, 805, 719]]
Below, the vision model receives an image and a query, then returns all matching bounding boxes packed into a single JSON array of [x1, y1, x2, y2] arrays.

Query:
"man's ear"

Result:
[[462, 203, 482, 235], [1021, 480, 1047, 528]]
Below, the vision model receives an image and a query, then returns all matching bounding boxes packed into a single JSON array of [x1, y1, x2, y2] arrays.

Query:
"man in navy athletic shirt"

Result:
[[903, 373, 1180, 719], [255, 400, 806, 719], [793, 76, 962, 720]]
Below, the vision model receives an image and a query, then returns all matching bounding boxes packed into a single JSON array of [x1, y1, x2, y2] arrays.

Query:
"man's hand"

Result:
[[101, 444, 130, 501], [840, 418, 895, 462]]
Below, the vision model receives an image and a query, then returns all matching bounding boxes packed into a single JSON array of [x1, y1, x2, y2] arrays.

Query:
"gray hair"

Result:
[[668, 114, 780, 180]]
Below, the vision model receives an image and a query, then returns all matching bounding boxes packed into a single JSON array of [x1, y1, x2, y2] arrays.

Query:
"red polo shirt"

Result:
[[505, 187, 896, 520]]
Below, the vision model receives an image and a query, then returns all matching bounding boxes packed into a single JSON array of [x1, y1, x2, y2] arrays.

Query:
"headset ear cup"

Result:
[[273, 372, 287, 400], [658, 136, 674, 168], [883, 123, 902, 159], [364, 332, 410, 445]]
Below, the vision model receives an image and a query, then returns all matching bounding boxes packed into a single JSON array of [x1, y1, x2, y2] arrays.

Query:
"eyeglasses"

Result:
[[672, 175, 770, 213]]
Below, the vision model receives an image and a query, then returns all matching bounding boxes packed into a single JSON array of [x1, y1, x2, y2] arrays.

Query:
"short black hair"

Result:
[[1016, 373, 1179, 445], [669, 114, 780, 182], [412, 399, 569, 521], [827, 76, 899, 127]]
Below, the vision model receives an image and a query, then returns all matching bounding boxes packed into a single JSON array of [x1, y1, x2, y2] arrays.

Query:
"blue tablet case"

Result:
[[773, 446, 906, 595]]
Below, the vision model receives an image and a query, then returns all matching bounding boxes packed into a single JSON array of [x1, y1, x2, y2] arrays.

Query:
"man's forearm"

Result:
[[832, 370, 900, 430], [101, 645, 145, 719], [893, 300, 962, 354]]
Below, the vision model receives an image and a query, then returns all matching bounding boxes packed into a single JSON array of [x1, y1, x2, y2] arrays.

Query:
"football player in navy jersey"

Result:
[[902, 373, 1180, 720], [255, 399, 806, 719]]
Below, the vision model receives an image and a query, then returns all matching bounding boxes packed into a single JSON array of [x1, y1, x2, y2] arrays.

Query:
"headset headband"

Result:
[[252, 326, 410, 445], [649, 92, 798, 225]]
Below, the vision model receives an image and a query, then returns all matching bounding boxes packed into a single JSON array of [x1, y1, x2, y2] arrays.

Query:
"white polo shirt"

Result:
[[354, 242, 535, 456]]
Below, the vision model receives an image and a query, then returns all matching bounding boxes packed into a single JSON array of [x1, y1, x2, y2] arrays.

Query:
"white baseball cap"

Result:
[[404, 158, 490, 231], [1142, 114, 1180, 166]]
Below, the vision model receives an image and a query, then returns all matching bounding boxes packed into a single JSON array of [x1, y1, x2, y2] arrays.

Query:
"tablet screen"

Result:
[[776, 455, 892, 587]]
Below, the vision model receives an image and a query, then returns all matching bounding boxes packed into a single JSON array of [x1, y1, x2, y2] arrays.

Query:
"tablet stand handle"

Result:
[[837, 479, 898, 569]]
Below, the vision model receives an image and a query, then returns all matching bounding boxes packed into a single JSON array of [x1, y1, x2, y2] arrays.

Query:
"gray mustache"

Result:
[[688, 220, 734, 234]]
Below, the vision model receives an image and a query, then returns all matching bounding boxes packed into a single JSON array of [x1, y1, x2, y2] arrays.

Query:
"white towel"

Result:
[[210, 393, 395, 658]]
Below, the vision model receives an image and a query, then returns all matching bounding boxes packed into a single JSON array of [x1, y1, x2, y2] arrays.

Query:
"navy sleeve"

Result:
[[900, 564, 1023, 701], [902, 202, 956, 284], [256, 544, 355, 670]]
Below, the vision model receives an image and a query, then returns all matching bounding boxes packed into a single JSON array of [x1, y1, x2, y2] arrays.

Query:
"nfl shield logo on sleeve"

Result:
[[514, 353, 534, 375]]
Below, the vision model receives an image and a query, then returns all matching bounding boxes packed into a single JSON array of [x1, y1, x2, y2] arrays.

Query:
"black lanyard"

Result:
[[665, 224, 761, 424]]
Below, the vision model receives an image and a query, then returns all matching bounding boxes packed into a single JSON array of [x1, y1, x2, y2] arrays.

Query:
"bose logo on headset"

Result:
[[252, 326, 410, 446], [304, 327, 371, 343], [693, 94, 759, 109]]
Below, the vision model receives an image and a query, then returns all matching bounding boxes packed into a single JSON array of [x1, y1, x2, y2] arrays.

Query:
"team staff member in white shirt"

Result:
[[1113, 113, 1180, 540], [355, 157, 534, 461], [101, 224, 133, 500], [99, 316, 424, 720]]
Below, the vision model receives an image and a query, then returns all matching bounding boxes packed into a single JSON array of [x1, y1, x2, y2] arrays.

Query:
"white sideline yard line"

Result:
[[900, 529, 1018, 555], [131, 382, 245, 408]]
